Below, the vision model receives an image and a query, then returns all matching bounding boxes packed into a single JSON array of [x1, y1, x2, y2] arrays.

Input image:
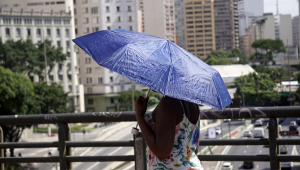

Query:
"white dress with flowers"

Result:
[[144, 101, 203, 170]]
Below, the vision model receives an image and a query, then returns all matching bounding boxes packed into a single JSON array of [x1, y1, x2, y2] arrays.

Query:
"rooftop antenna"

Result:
[[276, 0, 279, 14]]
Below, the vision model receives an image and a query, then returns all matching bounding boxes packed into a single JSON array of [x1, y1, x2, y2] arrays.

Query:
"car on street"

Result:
[[243, 161, 254, 169], [253, 128, 265, 138], [296, 118, 300, 125], [281, 161, 292, 169], [244, 130, 252, 137], [289, 121, 297, 127], [263, 118, 269, 122], [254, 120, 263, 126], [289, 125, 298, 131], [222, 162, 233, 170], [204, 133, 209, 139], [215, 127, 221, 135], [280, 145, 288, 154], [223, 119, 231, 122]]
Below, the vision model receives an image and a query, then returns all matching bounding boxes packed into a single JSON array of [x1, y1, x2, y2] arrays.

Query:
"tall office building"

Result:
[[175, 0, 186, 49], [292, 16, 299, 47], [237, 0, 263, 36], [74, 0, 142, 112], [0, 0, 85, 112], [184, 0, 216, 58], [143, 0, 176, 43], [214, 0, 239, 50]]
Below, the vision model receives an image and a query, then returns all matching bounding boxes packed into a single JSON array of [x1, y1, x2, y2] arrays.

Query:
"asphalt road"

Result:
[[226, 118, 300, 170]]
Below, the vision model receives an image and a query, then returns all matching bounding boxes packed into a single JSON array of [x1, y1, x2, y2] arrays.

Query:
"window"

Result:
[[85, 57, 91, 63], [110, 76, 113, 83], [121, 85, 124, 91], [86, 67, 92, 73], [92, 27, 99, 32], [107, 26, 111, 30], [106, 6, 110, 12], [57, 41, 61, 47], [54, 19, 61, 25], [3, 18, 11, 24], [129, 26, 133, 31], [128, 16, 132, 22], [63, 19, 70, 25], [75, 28, 78, 34], [27, 28, 31, 36], [14, 18, 21, 24], [86, 27, 90, 33], [74, 8, 77, 15], [45, 19, 51, 24], [82, 0, 88, 4], [84, 7, 88, 13], [5, 28, 10, 36], [117, 16, 121, 22], [36, 28, 41, 36], [86, 77, 92, 83], [66, 41, 70, 50], [47, 29, 51, 36], [98, 77, 103, 84], [88, 99, 93, 105], [84, 18, 89, 24], [91, 7, 98, 14], [16, 28, 21, 36], [59, 64, 63, 70], [116, 6, 120, 12], [127, 6, 132, 12], [69, 85, 72, 92], [110, 98, 114, 104], [24, 18, 32, 24], [56, 29, 60, 36], [65, 29, 69, 37], [39, 76, 44, 81], [49, 75, 53, 81], [110, 86, 114, 92], [68, 75, 72, 80], [106, 16, 110, 22], [35, 19, 42, 24], [59, 75, 63, 81]]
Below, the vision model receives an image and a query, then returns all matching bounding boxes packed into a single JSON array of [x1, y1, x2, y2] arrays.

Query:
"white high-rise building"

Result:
[[237, 0, 263, 36], [0, 0, 85, 112]]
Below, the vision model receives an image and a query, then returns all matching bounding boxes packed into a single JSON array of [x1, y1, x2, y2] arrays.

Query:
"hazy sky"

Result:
[[264, 0, 298, 17]]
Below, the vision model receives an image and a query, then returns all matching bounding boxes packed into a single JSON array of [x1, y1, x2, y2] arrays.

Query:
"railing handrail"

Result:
[[1, 106, 300, 125]]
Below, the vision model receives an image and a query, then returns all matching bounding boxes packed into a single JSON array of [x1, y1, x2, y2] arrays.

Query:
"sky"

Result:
[[264, 0, 298, 17]]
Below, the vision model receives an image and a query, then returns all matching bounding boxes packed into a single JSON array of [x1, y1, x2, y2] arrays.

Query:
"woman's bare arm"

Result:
[[135, 96, 181, 160]]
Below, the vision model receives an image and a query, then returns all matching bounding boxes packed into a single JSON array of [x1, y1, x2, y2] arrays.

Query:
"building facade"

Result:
[[292, 16, 299, 47], [74, 0, 142, 112], [175, 0, 186, 49], [214, 0, 239, 50], [143, 0, 176, 43], [0, 0, 85, 112], [237, 0, 263, 36], [184, 0, 216, 58]]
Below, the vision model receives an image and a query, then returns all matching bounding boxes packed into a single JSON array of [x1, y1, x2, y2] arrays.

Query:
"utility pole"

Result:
[[131, 80, 135, 111], [287, 39, 292, 106]]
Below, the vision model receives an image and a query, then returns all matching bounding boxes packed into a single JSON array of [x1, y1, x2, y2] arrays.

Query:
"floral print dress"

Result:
[[144, 101, 203, 170]]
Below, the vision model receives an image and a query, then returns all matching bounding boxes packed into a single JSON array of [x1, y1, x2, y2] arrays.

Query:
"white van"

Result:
[[253, 128, 265, 138]]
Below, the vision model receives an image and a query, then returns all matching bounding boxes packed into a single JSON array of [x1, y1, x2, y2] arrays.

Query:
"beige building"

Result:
[[184, 0, 216, 58], [0, 0, 85, 112], [143, 0, 176, 43]]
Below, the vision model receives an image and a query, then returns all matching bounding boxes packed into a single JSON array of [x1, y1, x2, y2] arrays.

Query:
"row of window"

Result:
[[105, 16, 133, 23], [32, 74, 72, 83], [27, 1, 64, 6], [105, 6, 132, 13], [186, 11, 211, 14], [4, 27, 70, 37], [2, 17, 70, 25]]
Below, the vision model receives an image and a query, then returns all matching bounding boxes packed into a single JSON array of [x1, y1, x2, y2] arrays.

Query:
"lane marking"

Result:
[[260, 150, 262, 154], [123, 162, 135, 170], [86, 162, 100, 170], [247, 145, 249, 148], [257, 165, 259, 168], [244, 150, 246, 153], [108, 147, 123, 156]]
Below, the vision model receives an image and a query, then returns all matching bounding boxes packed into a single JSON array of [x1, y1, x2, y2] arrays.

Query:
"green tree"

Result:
[[0, 66, 35, 157], [118, 89, 163, 109], [235, 73, 281, 106], [0, 38, 66, 77], [205, 48, 247, 65], [33, 82, 75, 114], [250, 39, 286, 71]]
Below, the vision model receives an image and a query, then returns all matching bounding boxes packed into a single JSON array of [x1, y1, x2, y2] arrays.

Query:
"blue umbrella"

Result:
[[73, 29, 232, 110]]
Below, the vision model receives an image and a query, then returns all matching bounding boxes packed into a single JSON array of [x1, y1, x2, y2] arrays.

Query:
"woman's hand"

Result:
[[135, 96, 149, 120]]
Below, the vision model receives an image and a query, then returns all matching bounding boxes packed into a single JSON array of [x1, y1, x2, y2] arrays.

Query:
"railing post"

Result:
[[0, 127, 4, 170], [269, 118, 279, 170], [58, 123, 72, 170], [134, 132, 146, 170]]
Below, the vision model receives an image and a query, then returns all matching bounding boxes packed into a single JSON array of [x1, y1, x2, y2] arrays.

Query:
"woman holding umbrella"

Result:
[[135, 94, 203, 170]]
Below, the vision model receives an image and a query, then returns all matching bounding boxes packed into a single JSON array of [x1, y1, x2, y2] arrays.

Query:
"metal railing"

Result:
[[0, 106, 299, 170]]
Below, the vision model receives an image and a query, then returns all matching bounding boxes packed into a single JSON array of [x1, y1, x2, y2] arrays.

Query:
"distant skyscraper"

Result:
[[237, 0, 263, 36], [183, 0, 216, 58], [143, 0, 176, 43], [214, 0, 239, 50], [292, 16, 299, 47], [175, 0, 186, 49]]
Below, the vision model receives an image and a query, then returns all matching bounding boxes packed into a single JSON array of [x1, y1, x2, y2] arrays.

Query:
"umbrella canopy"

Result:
[[73, 29, 232, 110]]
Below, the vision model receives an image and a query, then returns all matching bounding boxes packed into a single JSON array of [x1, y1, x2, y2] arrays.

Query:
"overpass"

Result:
[[0, 106, 299, 170]]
